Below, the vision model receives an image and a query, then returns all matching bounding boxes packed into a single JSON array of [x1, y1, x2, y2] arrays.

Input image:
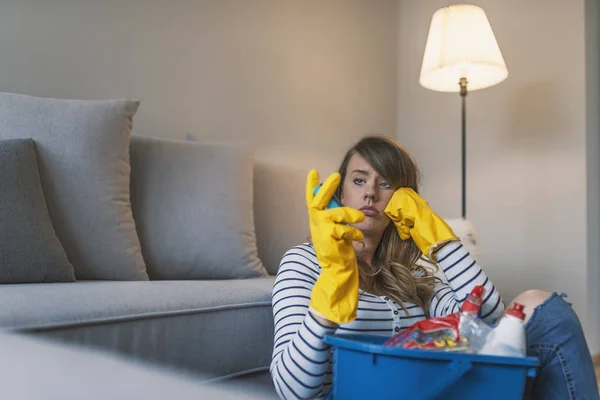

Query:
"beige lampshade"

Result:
[[419, 4, 508, 92]]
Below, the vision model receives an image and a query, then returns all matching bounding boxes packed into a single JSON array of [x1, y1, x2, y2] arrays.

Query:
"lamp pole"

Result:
[[459, 77, 468, 219]]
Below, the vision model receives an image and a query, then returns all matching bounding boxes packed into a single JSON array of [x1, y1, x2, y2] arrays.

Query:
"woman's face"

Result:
[[340, 154, 395, 237]]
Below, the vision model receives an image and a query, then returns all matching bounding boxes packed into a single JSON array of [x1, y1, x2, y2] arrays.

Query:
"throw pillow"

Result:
[[0, 92, 148, 280], [129, 135, 268, 279], [0, 139, 75, 283]]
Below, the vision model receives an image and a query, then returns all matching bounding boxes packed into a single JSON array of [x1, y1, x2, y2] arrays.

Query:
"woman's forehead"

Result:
[[346, 154, 380, 177]]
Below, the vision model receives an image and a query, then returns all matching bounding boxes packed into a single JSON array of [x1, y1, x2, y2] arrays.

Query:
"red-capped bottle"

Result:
[[458, 285, 492, 352], [460, 284, 484, 315]]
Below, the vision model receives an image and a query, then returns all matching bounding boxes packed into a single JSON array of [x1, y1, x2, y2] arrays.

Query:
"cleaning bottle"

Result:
[[479, 303, 527, 357], [459, 285, 483, 319], [458, 285, 492, 353]]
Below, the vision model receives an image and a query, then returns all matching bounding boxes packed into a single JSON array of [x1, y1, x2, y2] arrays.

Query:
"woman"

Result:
[[270, 136, 598, 399]]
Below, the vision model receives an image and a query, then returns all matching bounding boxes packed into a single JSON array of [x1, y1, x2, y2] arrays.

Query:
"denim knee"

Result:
[[524, 293, 599, 400], [525, 292, 582, 347]]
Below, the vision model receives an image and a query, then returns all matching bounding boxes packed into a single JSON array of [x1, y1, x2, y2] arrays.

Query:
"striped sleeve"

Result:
[[270, 245, 335, 400], [428, 241, 504, 324]]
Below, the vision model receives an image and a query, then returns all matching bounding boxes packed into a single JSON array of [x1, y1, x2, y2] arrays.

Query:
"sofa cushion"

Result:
[[130, 136, 267, 279], [0, 139, 75, 283], [0, 278, 275, 380], [0, 92, 148, 281], [186, 134, 310, 276], [253, 161, 309, 275]]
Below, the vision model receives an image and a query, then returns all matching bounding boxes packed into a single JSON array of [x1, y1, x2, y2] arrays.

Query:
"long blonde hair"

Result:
[[336, 135, 437, 316]]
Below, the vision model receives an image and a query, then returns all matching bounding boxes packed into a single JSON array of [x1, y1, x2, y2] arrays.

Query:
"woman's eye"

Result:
[[353, 178, 365, 185], [380, 182, 391, 189]]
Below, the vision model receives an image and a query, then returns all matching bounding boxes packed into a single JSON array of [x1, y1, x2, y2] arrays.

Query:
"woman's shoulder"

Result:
[[414, 255, 437, 270], [283, 242, 317, 259], [277, 242, 321, 277]]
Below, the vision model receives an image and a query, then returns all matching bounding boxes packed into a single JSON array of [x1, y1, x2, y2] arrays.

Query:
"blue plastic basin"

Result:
[[323, 334, 539, 400]]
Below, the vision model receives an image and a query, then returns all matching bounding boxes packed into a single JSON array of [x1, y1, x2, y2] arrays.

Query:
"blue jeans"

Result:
[[524, 292, 599, 399]]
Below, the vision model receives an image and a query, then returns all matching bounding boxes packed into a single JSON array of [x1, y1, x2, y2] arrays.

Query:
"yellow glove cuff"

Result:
[[409, 215, 458, 261]]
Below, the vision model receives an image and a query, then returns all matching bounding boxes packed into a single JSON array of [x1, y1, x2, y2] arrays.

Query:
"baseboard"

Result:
[[593, 352, 600, 367]]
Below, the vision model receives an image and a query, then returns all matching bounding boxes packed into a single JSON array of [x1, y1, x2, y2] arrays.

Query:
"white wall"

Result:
[[397, 0, 599, 352], [0, 0, 399, 272], [0, 0, 398, 169]]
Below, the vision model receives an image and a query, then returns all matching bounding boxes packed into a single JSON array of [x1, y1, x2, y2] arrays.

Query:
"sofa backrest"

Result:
[[128, 136, 484, 278], [130, 134, 310, 277]]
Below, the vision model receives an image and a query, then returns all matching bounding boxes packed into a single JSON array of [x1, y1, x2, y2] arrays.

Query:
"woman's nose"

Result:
[[364, 185, 377, 201]]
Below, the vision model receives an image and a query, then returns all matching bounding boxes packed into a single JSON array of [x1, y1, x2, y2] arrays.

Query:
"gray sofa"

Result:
[[0, 92, 310, 396], [0, 279, 276, 383]]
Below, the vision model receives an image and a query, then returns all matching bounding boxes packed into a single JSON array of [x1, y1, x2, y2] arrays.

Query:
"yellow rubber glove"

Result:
[[384, 188, 458, 260], [306, 170, 365, 324]]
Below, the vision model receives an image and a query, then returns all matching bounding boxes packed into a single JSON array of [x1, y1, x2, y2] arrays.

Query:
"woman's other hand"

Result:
[[384, 188, 458, 260]]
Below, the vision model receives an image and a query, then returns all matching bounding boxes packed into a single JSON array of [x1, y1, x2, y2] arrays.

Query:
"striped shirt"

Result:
[[270, 241, 504, 399]]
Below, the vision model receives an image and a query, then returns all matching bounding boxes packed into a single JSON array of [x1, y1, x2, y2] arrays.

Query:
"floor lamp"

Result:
[[419, 4, 508, 254], [419, 4, 508, 255]]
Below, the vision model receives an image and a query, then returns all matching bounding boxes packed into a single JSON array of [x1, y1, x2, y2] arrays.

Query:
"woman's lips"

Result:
[[360, 206, 379, 217]]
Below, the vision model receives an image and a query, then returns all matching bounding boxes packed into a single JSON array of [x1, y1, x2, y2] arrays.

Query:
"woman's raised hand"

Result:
[[384, 188, 458, 260]]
